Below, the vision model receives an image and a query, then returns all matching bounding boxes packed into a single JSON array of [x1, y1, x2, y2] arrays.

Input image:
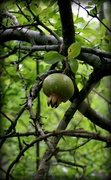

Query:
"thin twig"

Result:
[[73, 0, 111, 33]]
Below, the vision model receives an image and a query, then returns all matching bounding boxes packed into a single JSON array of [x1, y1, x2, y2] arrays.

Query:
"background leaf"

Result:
[[43, 51, 64, 64]]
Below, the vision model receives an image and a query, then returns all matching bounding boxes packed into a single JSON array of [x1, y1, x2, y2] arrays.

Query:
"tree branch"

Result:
[[0, 104, 26, 149], [58, 0, 75, 55], [34, 70, 104, 179], [1, 129, 111, 144], [0, 45, 60, 59], [0, 1, 111, 179], [0, 10, 19, 25], [0, 28, 61, 45], [5, 129, 111, 179], [56, 158, 86, 169], [78, 101, 111, 133], [81, 46, 111, 59], [78, 52, 111, 76]]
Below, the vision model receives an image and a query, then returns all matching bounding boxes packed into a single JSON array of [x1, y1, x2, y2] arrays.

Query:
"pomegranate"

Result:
[[42, 73, 74, 108]]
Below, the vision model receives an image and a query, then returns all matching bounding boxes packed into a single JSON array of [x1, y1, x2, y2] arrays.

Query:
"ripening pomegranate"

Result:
[[42, 73, 74, 108]]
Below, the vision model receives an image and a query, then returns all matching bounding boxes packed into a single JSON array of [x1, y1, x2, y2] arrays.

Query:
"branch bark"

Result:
[[78, 52, 111, 75], [81, 46, 111, 59], [0, 28, 61, 45], [1, 129, 111, 143], [58, 0, 75, 55], [78, 101, 111, 133]]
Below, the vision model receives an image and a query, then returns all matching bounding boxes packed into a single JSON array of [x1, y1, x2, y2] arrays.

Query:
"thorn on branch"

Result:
[[23, 140, 31, 147]]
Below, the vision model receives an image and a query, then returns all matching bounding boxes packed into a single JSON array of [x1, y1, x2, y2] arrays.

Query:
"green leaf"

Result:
[[43, 51, 64, 64], [89, 7, 97, 16], [85, 5, 93, 9], [75, 17, 85, 24], [82, 28, 98, 36], [88, 0, 98, 5], [40, 7, 53, 17], [69, 58, 78, 73], [68, 42, 82, 58]]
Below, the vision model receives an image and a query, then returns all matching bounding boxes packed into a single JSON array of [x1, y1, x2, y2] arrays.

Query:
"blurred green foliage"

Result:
[[0, 0, 111, 179]]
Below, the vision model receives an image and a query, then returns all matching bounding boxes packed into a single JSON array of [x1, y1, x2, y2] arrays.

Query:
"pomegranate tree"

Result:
[[42, 73, 74, 108]]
